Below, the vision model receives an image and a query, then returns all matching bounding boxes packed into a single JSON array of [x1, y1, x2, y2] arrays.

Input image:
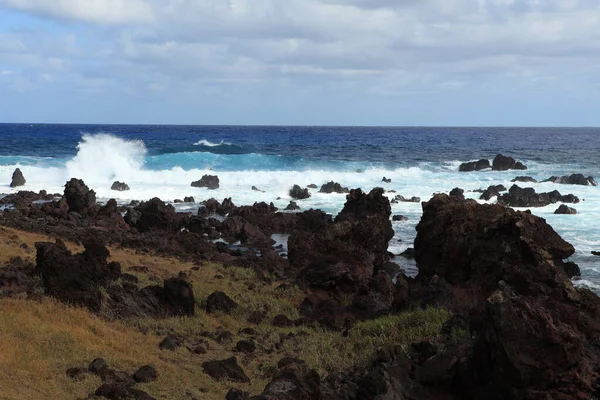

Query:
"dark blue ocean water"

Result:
[[0, 123, 599, 289], [1, 124, 599, 172]]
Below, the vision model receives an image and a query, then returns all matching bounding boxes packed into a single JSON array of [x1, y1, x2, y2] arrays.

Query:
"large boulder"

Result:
[[491, 154, 527, 171], [319, 181, 349, 194], [202, 357, 250, 383], [414, 194, 577, 294], [543, 173, 598, 186], [498, 185, 579, 208], [130, 198, 184, 232], [479, 184, 507, 201], [163, 277, 195, 316], [10, 168, 26, 188], [192, 175, 220, 190], [459, 159, 490, 172], [554, 204, 577, 215], [64, 178, 96, 214]]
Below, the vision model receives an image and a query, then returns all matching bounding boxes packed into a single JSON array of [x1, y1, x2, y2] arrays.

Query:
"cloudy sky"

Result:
[[0, 0, 599, 126]]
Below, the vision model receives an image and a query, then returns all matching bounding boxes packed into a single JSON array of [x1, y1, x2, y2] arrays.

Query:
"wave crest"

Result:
[[194, 139, 231, 147]]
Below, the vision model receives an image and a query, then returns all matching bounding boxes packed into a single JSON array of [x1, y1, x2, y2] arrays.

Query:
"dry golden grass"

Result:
[[0, 226, 452, 400]]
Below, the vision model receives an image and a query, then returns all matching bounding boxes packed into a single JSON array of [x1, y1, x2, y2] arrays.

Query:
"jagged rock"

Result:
[[202, 357, 250, 383], [459, 159, 490, 172], [392, 215, 408, 222], [449, 187, 465, 200], [511, 176, 537, 183], [382, 177, 392, 183], [184, 196, 195, 203], [10, 168, 25, 187], [307, 184, 318, 189], [132, 365, 158, 383], [111, 181, 130, 191], [163, 277, 195, 316], [393, 194, 421, 203], [290, 185, 310, 200], [492, 154, 527, 171], [543, 173, 598, 186], [131, 198, 184, 232], [206, 291, 238, 314], [498, 185, 579, 208], [319, 181, 349, 194], [285, 201, 300, 211], [64, 178, 96, 214], [554, 204, 577, 215], [192, 175, 220, 190], [415, 193, 579, 291], [480, 184, 507, 201], [252, 186, 265, 192]]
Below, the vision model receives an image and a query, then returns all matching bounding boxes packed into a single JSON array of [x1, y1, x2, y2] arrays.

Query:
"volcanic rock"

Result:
[[64, 178, 96, 214], [206, 291, 238, 314], [10, 168, 26, 188], [319, 181, 349, 194], [202, 357, 250, 383], [479, 184, 507, 201], [290, 185, 310, 200], [459, 159, 490, 172], [492, 154, 527, 171], [192, 175, 220, 190], [498, 185, 579, 208], [110, 181, 130, 191], [554, 204, 577, 214], [543, 173, 598, 186], [511, 176, 537, 183]]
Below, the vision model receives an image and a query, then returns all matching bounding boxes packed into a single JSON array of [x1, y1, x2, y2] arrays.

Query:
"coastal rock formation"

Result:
[[415, 193, 578, 291], [511, 176, 537, 183], [285, 201, 300, 211], [382, 177, 392, 183], [479, 184, 507, 201], [64, 178, 96, 214], [392, 194, 421, 203], [191, 175, 220, 190], [392, 215, 408, 221], [449, 187, 465, 200], [183, 196, 195, 203], [110, 181, 130, 191], [10, 168, 26, 188], [497, 184, 579, 208], [319, 181, 349, 194], [543, 173, 598, 186], [491, 154, 527, 171], [459, 159, 490, 172], [288, 188, 394, 324], [554, 204, 577, 214], [129, 198, 186, 232], [289, 185, 310, 199]]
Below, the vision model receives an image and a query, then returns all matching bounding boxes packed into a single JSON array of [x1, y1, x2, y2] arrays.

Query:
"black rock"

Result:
[[290, 185, 310, 200], [272, 314, 295, 327], [111, 181, 130, 191], [202, 357, 250, 383], [492, 154, 527, 171], [459, 159, 490, 172], [480, 184, 507, 201], [89, 358, 108, 374], [64, 178, 96, 214], [192, 175, 220, 190], [184, 196, 195, 203], [554, 204, 577, 215], [236, 340, 256, 353], [252, 186, 265, 192], [382, 177, 392, 183], [206, 291, 238, 314], [399, 248, 415, 259], [307, 184, 318, 189], [319, 181, 349, 194], [285, 201, 300, 211], [10, 168, 26, 188], [512, 176, 538, 183], [543, 174, 598, 186], [159, 334, 184, 351], [226, 388, 250, 400], [392, 215, 408, 222], [132, 365, 158, 383], [449, 188, 465, 200], [498, 185, 579, 208]]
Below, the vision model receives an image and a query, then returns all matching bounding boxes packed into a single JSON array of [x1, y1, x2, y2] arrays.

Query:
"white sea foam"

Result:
[[194, 139, 231, 147]]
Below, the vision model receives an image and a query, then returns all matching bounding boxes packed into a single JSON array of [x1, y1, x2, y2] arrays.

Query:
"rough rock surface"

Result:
[[289, 185, 310, 200], [491, 154, 527, 171], [319, 181, 349, 194], [554, 204, 577, 214], [64, 178, 96, 214], [511, 176, 537, 183], [10, 168, 26, 187], [111, 181, 130, 191], [543, 173, 598, 186], [191, 175, 220, 190], [202, 357, 250, 383], [498, 185, 579, 208], [459, 159, 491, 172], [479, 184, 507, 201]]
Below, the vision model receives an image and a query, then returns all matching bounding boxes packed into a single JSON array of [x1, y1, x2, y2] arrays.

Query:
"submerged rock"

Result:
[[191, 175, 220, 190], [251, 186, 265, 192], [10, 168, 26, 188], [511, 176, 537, 183], [543, 173, 598, 186], [382, 177, 392, 183], [110, 181, 130, 191]]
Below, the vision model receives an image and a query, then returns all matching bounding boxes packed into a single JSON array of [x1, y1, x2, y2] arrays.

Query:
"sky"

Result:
[[0, 0, 599, 126]]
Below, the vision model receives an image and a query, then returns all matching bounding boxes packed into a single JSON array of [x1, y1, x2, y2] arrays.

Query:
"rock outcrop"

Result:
[[491, 154, 527, 171], [319, 181, 349, 194], [498, 185, 579, 208], [479, 184, 507, 201], [543, 173, 598, 186], [111, 181, 130, 191], [289, 185, 310, 200], [192, 175, 220, 190], [554, 204, 577, 214], [10, 168, 26, 187], [459, 159, 490, 172], [64, 178, 96, 214]]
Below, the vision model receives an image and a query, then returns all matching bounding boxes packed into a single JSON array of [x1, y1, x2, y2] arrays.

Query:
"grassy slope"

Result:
[[0, 226, 450, 400]]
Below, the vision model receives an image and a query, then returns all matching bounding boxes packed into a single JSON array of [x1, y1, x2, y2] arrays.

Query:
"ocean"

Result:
[[0, 124, 599, 288]]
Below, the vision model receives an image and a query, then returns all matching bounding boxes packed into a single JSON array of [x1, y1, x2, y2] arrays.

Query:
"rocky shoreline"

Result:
[[1, 173, 599, 400]]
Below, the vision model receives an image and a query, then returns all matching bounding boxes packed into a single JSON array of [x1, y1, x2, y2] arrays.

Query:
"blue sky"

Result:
[[0, 0, 599, 126]]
